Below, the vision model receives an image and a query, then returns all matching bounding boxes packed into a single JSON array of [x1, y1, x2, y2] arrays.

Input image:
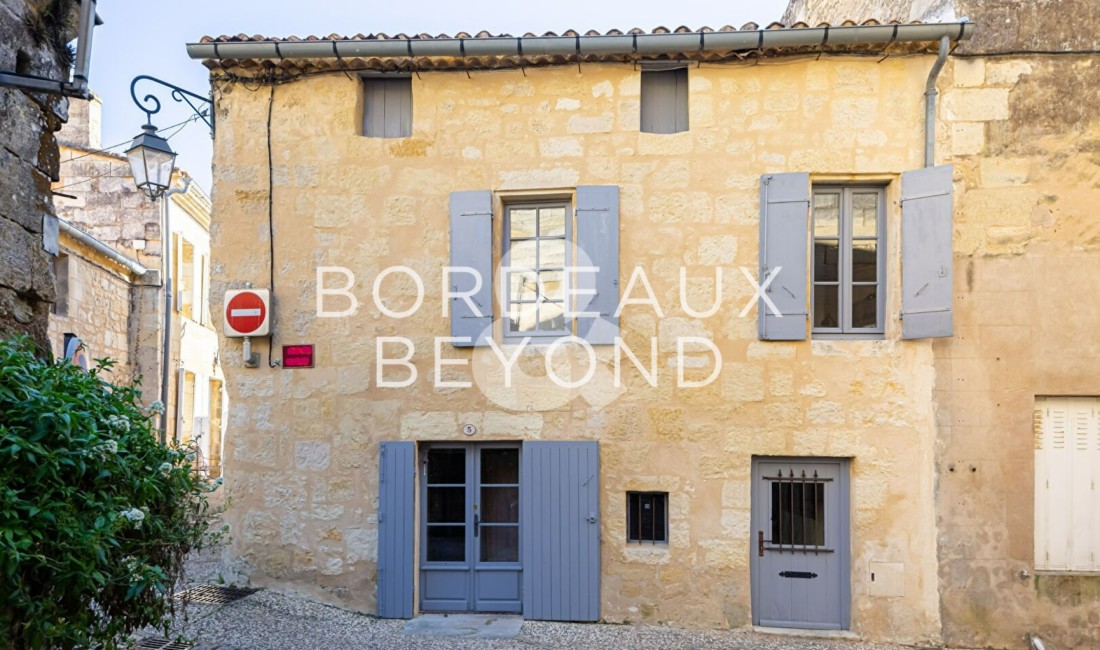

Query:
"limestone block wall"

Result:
[[934, 52, 1100, 649], [47, 237, 136, 382], [54, 148, 164, 269], [210, 56, 948, 644], [0, 0, 75, 351]]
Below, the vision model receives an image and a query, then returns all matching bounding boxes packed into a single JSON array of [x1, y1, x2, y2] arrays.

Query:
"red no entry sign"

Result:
[[224, 289, 270, 337]]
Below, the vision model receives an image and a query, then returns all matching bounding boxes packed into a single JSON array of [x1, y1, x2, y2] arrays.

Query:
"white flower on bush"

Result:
[[101, 439, 118, 454], [158, 462, 173, 476], [204, 476, 224, 492], [119, 507, 145, 529], [105, 414, 131, 435], [185, 452, 196, 462], [146, 400, 165, 416]]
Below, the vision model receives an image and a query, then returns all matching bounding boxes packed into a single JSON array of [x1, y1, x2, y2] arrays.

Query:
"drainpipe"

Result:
[[159, 176, 192, 442], [924, 35, 951, 167]]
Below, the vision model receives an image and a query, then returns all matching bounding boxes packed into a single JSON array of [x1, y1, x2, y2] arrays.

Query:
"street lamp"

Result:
[[126, 74, 213, 201], [124, 123, 177, 201], [127, 74, 213, 441]]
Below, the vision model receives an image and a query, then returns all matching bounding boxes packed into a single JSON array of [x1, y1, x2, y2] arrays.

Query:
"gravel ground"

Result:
[[142, 545, 932, 650]]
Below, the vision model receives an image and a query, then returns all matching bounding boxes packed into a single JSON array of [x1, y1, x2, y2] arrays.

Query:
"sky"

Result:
[[86, 0, 791, 192]]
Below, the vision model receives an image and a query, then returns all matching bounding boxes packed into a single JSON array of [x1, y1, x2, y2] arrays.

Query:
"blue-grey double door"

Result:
[[750, 458, 850, 630], [420, 444, 522, 613]]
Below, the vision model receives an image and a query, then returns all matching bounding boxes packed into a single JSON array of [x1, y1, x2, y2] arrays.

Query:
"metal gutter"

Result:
[[186, 22, 974, 62], [58, 219, 148, 276], [924, 34, 951, 167]]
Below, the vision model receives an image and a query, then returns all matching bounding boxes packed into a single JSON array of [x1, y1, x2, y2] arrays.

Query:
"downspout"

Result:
[[159, 176, 192, 442], [924, 35, 951, 167]]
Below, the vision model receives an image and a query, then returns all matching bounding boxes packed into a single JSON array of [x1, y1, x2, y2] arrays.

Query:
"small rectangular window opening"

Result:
[[627, 491, 668, 543], [362, 76, 412, 138], [640, 68, 688, 134]]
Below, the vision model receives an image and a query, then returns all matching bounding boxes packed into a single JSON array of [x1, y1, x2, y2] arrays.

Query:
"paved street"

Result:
[[143, 547, 931, 650]]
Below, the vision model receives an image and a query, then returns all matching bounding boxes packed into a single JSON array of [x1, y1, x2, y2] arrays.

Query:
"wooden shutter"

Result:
[[575, 186, 620, 345], [901, 165, 954, 339], [758, 173, 810, 341], [640, 68, 688, 134], [377, 441, 415, 618], [522, 441, 601, 621], [363, 77, 412, 138], [1035, 398, 1100, 571], [449, 190, 493, 346]]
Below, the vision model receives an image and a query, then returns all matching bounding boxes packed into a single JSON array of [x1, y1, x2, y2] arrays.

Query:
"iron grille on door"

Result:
[[767, 469, 829, 553]]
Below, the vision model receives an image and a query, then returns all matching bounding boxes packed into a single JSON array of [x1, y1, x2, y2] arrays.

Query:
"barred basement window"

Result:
[[627, 491, 667, 543]]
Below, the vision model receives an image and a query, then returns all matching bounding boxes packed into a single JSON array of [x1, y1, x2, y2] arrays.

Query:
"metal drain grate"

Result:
[[135, 637, 192, 650], [176, 584, 259, 604]]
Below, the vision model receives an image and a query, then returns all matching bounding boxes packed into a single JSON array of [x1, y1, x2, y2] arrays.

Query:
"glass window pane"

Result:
[[481, 449, 519, 484], [539, 239, 566, 269], [480, 525, 519, 562], [481, 487, 519, 523], [428, 487, 465, 523], [852, 241, 877, 282], [509, 302, 538, 333], [852, 192, 878, 238], [539, 303, 565, 332], [852, 285, 878, 329], [814, 240, 839, 283], [427, 448, 465, 484], [540, 207, 566, 237], [538, 271, 565, 301], [427, 525, 465, 562], [813, 284, 840, 329], [813, 193, 839, 238], [508, 240, 536, 271], [510, 209, 537, 239], [509, 271, 538, 302]]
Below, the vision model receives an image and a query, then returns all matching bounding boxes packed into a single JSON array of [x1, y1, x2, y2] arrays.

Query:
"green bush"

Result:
[[0, 337, 221, 649]]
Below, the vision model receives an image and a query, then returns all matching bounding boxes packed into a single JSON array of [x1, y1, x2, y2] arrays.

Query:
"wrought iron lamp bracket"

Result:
[[130, 75, 214, 136]]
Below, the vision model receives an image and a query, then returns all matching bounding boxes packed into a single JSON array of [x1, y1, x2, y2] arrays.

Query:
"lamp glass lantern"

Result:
[[125, 124, 177, 201]]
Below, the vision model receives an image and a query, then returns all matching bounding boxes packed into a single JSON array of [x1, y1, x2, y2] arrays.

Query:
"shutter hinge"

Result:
[[900, 189, 952, 202]]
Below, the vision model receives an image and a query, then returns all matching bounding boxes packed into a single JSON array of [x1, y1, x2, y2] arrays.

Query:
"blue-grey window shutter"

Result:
[[758, 173, 810, 341], [640, 68, 688, 134], [575, 186, 619, 344], [449, 190, 493, 346], [521, 441, 600, 622], [363, 77, 412, 138], [377, 441, 415, 618], [901, 164, 954, 339]]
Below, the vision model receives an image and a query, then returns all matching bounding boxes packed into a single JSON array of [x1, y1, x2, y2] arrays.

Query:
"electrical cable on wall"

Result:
[[266, 81, 279, 368]]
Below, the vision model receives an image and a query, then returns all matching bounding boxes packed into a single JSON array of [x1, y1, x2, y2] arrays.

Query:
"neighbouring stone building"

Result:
[[189, 2, 1100, 647], [51, 96, 227, 471], [0, 0, 81, 352], [785, 2, 1100, 648]]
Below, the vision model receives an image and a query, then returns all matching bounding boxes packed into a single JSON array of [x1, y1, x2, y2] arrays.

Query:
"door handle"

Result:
[[474, 513, 480, 538], [758, 530, 764, 557]]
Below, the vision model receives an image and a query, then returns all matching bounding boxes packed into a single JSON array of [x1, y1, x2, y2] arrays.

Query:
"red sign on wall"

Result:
[[224, 289, 270, 337]]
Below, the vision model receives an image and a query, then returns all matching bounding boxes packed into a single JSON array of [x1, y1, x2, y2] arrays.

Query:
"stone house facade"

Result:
[[189, 4, 1100, 646], [784, 2, 1100, 648], [51, 97, 227, 471]]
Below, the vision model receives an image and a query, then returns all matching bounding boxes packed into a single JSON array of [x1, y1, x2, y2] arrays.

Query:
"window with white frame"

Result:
[[1034, 396, 1100, 571], [811, 186, 885, 336], [503, 203, 570, 338]]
